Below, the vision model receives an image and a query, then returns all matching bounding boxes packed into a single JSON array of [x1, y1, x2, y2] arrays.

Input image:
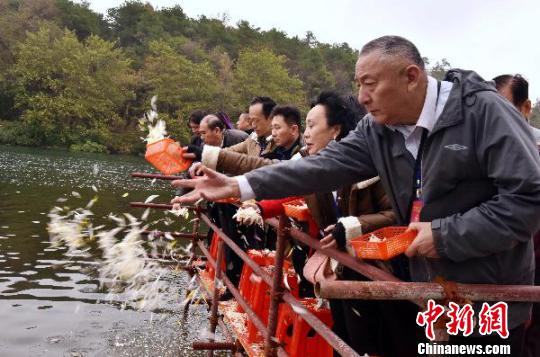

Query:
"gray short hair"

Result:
[[202, 114, 225, 131], [359, 35, 425, 70]]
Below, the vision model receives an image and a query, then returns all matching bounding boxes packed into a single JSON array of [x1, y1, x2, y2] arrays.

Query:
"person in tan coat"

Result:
[[197, 104, 303, 175], [228, 92, 404, 355], [184, 96, 280, 169]]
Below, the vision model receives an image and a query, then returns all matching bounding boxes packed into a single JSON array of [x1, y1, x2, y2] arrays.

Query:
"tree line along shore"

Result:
[[1, 0, 538, 154]]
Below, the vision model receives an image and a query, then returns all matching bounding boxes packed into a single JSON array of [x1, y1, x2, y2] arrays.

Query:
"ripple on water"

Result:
[[0, 146, 204, 356]]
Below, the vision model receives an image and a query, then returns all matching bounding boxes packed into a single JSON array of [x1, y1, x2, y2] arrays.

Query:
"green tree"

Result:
[[530, 99, 540, 128], [107, 1, 165, 65], [294, 49, 335, 99], [11, 23, 135, 149], [429, 58, 451, 81], [141, 40, 222, 144], [55, 0, 109, 40], [232, 48, 307, 111]]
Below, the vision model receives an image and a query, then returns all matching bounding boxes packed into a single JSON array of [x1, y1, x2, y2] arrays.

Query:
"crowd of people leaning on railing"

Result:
[[168, 36, 540, 357]]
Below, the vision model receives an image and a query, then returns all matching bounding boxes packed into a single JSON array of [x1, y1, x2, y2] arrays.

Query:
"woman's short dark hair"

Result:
[[493, 74, 529, 107], [270, 105, 302, 128], [311, 91, 362, 141], [188, 110, 208, 125]]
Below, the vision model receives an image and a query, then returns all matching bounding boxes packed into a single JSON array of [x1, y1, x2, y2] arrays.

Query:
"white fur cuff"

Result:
[[201, 145, 221, 170], [338, 216, 362, 242]]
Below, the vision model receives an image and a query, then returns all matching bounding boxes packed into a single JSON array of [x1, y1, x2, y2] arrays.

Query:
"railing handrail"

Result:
[[131, 172, 540, 357]]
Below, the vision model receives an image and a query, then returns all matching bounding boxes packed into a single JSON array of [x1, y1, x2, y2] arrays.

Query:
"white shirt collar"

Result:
[[416, 76, 439, 133], [387, 76, 440, 135]]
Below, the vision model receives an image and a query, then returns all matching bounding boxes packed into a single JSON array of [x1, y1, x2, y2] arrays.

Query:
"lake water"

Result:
[[0, 145, 209, 357]]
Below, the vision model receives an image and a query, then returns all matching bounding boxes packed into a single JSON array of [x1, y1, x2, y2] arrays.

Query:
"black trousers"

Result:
[[209, 203, 246, 287]]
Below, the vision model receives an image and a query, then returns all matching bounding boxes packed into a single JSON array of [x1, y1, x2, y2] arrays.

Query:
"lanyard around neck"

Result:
[[414, 80, 442, 194]]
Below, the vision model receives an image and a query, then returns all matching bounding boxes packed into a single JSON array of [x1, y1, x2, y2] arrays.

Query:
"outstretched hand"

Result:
[[170, 165, 240, 205]]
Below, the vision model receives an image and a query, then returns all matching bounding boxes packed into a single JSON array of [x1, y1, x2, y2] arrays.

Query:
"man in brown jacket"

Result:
[[185, 96, 279, 173]]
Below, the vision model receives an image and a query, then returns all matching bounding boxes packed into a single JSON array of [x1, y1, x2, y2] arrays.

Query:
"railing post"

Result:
[[264, 214, 289, 356], [207, 235, 225, 357]]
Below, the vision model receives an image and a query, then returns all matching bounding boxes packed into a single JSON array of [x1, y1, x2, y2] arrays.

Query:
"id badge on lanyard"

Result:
[[409, 81, 441, 223], [410, 179, 423, 222]]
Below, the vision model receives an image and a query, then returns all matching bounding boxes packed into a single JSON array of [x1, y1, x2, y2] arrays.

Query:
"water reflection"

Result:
[[0, 145, 208, 356]]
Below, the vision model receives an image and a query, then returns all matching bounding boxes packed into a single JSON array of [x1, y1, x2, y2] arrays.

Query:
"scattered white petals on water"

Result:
[[85, 196, 98, 209], [1, 226, 9, 229], [108, 214, 126, 227], [121, 192, 129, 198], [146, 120, 167, 144], [179, 242, 193, 255], [150, 178, 157, 186], [141, 208, 151, 221], [47, 191, 181, 311], [91, 185, 98, 192], [150, 95, 158, 112], [15, 191, 20, 194], [169, 206, 188, 219], [92, 164, 99, 175], [164, 232, 174, 241], [32, 221, 40, 224], [18, 210, 25, 213], [144, 195, 159, 204], [123, 213, 139, 225], [291, 304, 308, 315], [56, 197, 68, 203], [199, 328, 216, 341], [71, 191, 81, 198]]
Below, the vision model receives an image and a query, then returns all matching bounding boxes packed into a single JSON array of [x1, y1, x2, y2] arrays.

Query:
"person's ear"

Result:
[[332, 124, 342, 140], [522, 99, 532, 119], [405, 65, 422, 92]]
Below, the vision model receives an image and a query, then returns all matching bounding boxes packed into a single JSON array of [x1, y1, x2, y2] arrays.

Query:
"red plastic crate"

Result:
[[348, 226, 417, 260], [205, 232, 226, 279], [237, 250, 294, 312], [145, 138, 192, 175], [283, 199, 311, 222], [237, 250, 276, 313], [276, 298, 333, 357], [246, 265, 274, 343]]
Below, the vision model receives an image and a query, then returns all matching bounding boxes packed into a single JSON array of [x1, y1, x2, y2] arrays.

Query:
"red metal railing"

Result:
[[130, 172, 540, 357]]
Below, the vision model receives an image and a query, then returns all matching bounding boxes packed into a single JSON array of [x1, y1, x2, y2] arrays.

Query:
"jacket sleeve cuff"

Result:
[[235, 175, 256, 202], [201, 145, 221, 170], [432, 218, 448, 259], [338, 216, 363, 242]]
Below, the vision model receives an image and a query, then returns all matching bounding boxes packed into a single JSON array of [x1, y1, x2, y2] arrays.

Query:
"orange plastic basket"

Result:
[[145, 138, 192, 175], [348, 226, 417, 260], [283, 199, 311, 222]]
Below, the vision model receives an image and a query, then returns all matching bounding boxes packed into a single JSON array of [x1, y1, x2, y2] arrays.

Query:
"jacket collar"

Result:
[[432, 69, 497, 135]]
